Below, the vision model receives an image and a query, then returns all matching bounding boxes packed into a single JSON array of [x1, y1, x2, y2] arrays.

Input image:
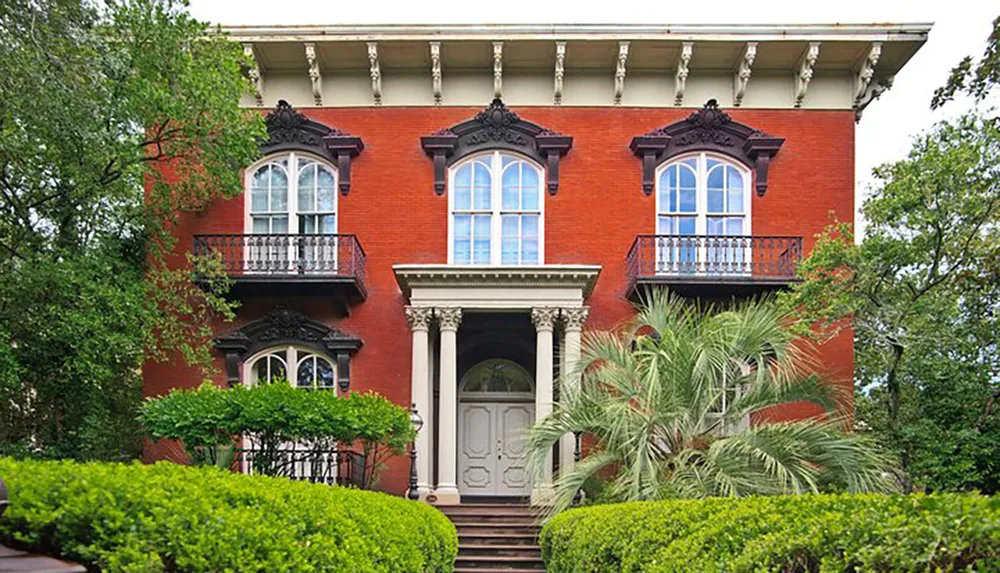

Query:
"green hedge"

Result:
[[540, 494, 1000, 573], [0, 457, 456, 573]]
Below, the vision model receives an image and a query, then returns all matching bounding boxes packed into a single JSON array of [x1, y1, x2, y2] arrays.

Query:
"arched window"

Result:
[[449, 152, 543, 265], [656, 153, 751, 273], [247, 153, 337, 236], [460, 359, 534, 396], [246, 346, 337, 389]]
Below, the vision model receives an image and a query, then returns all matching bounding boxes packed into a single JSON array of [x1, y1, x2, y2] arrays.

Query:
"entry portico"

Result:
[[395, 264, 599, 505]]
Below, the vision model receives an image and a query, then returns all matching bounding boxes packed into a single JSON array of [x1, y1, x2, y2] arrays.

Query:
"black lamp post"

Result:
[[407, 404, 423, 501], [572, 431, 584, 505]]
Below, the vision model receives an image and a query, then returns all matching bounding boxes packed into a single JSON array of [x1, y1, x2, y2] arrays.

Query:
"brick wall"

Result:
[[144, 106, 856, 495]]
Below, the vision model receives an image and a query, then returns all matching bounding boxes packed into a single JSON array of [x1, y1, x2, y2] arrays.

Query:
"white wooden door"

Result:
[[458, 402, 534, 496]]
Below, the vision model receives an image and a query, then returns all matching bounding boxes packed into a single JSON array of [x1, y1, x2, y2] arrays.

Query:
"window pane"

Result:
[[315, 357, 335, 388], [252, 217, 270, 234], [317, 167, 336, 211], [657, 217, 675, 234], [727, 188, 743, 213], [300, 215, 316, 234], [522, 238, 538, 264], [660, 167, 677, 212], [270, 168, 288, 212], [454, 164, 472, 210], [727, 167, 744, 192], [678, 217, 696, 235], [271, 217, 288, 233], [473, 215, 491, 264], [679, 188, 696, 212], [707, 217, 724, 234], [521, 215, 538, 238], [296, 357, 315, 388], [320, 215, 336, 234], [455, 214, 471, 238], [501, 214, 519, 238], [251, 167, 269, 212], [298, 163, 315, 211], [726, 218, 744, 235], [521, 166, 539, 210], [502, 237, 518, 264], [679, 164, 696, 189], [708, 189, 724, 212], [707, 165, 724, 191], [473, 161, 492, 210], [502, 164, 519, 210]]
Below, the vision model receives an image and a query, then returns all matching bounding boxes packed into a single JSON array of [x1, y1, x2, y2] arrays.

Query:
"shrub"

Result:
[[139, 383, 415, 485], [539, 494, 1000, 573], [0, 457, 456, 573]]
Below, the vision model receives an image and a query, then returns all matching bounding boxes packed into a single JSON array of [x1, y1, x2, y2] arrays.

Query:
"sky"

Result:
[[188, 0, 997, 235]]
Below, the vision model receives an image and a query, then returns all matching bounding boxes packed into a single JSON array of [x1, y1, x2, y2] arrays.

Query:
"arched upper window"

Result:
[[247, 153, 337, 236], [460, 359, 534, 394], [449, 152, 543, 266], [657, 153, 750, 237], [246, 346, 336, 389]]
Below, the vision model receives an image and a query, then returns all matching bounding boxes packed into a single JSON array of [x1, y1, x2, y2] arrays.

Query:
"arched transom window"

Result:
[[460, 359, 534, 395], [657, 153, 750, 237], [247, 153, 337, 235], [449, 152, 543, 265], [246, 346, 336, 389]]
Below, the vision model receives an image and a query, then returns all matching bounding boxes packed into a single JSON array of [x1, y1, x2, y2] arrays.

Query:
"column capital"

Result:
[[531, 307, 559, 332], [436, 307, 463, 332], [404, 306, 433, 331], [561, 306, 590, 332]]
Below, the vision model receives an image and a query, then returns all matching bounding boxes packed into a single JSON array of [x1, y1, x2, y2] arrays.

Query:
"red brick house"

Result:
[[144, 23, 929, 504]]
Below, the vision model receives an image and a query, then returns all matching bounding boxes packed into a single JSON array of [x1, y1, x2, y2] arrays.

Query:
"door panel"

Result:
[[458, 404, 496, 495], [496, 404, 534, 496]]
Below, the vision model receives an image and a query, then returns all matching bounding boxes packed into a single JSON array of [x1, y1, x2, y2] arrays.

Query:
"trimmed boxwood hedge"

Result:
[[0, 457, 456, 572], [540, 494, 1000, 573]]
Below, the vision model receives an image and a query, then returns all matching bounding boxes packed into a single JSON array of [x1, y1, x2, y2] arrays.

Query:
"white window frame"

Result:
[[243, 152, 339, 236], [243, 345, 338, 389], [447, 151, 545, 265]]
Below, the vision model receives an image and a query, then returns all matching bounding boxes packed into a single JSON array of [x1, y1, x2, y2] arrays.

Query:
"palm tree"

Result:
[[527, 289, 895, 514]]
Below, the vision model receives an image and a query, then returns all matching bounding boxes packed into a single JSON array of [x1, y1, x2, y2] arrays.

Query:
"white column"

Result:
[[531, 307, 558, 504], [434, 307, 462, 505], [405, 306, 433, 499], [559, 307, 589, 475]]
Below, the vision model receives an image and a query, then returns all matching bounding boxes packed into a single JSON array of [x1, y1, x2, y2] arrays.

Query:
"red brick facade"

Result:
[[144, 105, 856, 496]]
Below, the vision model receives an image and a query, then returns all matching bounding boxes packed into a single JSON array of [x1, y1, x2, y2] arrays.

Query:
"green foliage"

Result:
[[0, 457, 457, 573], [0, 0, 264, 460], [932, 15, 1000, 109], [527, 290, 895, 516], [139, 383, 415, 486], [540, 494, 1000, 573]]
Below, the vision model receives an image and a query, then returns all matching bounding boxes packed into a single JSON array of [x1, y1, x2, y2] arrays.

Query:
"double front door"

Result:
[[457, 402, 534, 497]]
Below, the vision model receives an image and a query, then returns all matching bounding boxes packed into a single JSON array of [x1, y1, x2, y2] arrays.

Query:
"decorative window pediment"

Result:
[[421, 98, 572, 196], [262, 100, 364, 195], [629, 99, 784, 197], [214, 307, 362, 391]]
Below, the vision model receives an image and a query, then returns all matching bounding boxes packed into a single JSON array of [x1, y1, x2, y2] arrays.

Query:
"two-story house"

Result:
[[143, 23, 929, 504]]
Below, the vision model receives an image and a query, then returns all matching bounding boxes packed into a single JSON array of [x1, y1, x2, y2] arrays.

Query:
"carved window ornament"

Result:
[[261, 100, 364, 195], [421, 98, 573, 196], [214, 307, 363, 392], [629, 99, 784, 197]]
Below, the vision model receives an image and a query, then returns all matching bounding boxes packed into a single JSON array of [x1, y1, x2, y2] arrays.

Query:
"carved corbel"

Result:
[[614, 41, 630, 105], [536, 130, 573, 195], [853, 42, 883, 108], [323, 335, 363, 394], [304, 43, 323, 106], [674, 42, 693, 106], [554, 42, 566, 105], [420, 130, 458, 195], [430, 42, 443, 104], [367, 42, 382, 105], [243, 43, 263, 107], [744, 132, 784, 197], [323, 132, 365, 195], [733, 42, 757, 108], [854, 75, 894, 122], [493, 42, 504, 99], [628, 133, 671, 195], [214, 335, 250, 387], [794, 42, 820, 108]]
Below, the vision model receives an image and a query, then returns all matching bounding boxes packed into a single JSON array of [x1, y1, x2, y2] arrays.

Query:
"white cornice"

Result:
[[394, 264, 602, 298]]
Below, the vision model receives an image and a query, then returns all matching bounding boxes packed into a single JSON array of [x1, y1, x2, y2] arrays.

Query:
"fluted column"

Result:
[[559, 307, 589, 475], [435, 307, 462, 505], [531, 307, 558, 504], [405, 306, 433, 499]]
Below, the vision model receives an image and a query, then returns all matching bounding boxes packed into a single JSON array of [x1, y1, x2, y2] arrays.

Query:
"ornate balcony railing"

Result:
[[235, 446, 367, 488], [627, 234, 803, 294], [193, 233, 367, 298]]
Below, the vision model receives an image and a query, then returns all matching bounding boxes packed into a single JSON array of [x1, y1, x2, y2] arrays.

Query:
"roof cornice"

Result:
[[393, 264, 601, 298]]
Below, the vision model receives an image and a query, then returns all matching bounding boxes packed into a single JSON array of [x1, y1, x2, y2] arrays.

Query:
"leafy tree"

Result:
[[0, 0, 264, 459], [527, 291, 895, 515], [781, 17, 1000, 492]]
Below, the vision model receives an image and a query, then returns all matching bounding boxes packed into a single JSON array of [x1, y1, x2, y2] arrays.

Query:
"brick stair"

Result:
[[439, 504, 546, 572]]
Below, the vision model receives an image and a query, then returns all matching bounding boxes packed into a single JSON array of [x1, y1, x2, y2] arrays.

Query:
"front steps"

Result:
[[439, 504, 546, 572]]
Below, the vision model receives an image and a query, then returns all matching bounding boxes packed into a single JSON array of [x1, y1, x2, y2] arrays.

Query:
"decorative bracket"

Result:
[[794, 42, 821, 108], [674, 42, 693, 106], [554, 42, 566, 105], [421, 98, 573, 195], [243, 43, 263, 107], [262, 100, 364, 195], [629, 99, 784, 196], [614, 41, 630, 105], [367, 42, 382, 105], [493, 42, 504, 99], [214, 308, 363, 393], [733, 42, 757, 107], [854, 75, 894, 122], [430, 42, 443, 104], [304, 43, 323, 106], [853, 42, 883, 108]]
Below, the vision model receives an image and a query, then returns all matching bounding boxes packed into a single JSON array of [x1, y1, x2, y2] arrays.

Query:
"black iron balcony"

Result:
[[235, 446, 368, 488], [193, 233, 367, 302], [626, 234, 803, 299]]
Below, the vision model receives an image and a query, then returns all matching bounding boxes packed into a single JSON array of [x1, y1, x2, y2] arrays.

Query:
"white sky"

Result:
[[189, 0, 997, 235]]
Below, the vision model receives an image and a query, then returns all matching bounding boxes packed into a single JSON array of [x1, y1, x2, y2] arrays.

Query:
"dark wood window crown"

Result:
[[629, 99, 784, 197], [421, 98, 573, 195], [262, 100, 364, 195]]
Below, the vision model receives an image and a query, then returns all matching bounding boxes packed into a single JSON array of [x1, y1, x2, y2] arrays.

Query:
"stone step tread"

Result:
[[458, 532, 539, 538], [457, 556, 544, 563], [459, 544, 541, 550]]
